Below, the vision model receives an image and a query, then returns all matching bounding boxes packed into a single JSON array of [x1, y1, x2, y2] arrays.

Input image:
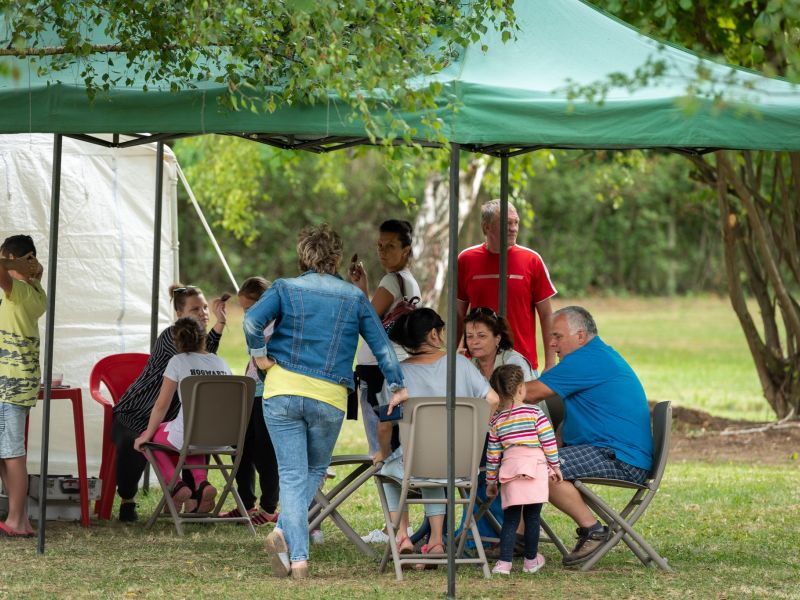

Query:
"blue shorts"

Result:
[[0, 402, 29, 459], [559, 445, 649, 484]]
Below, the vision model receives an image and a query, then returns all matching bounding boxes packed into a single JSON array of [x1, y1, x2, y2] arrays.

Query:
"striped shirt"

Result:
[[486, 404, 559, 483], [112, 326, 222, 433]]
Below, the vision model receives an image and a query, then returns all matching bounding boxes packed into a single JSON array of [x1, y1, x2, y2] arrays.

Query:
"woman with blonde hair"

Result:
[[245, 223, 407, 580]]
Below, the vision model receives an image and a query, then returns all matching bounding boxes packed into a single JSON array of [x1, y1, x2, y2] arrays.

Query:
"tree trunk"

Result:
[[412, 157, 488, 313], [703, 151, 800, 420]]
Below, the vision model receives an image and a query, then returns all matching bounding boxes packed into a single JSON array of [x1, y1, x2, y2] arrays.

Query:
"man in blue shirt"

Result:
[[525, 306, 653, 566]]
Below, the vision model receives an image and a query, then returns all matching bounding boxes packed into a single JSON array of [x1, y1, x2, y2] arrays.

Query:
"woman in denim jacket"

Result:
[[245, 223, 407, 580]]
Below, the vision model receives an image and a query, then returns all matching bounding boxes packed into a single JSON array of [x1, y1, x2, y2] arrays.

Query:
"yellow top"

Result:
[[263, 364, 347, 413], [0, 278, 47, 406]]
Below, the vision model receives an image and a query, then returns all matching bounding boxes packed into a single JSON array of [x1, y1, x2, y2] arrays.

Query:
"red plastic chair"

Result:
[[89, 353, 149, 520]]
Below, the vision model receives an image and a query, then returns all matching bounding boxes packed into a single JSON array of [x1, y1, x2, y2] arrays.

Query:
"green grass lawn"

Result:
[[2, 461, 797, 599]]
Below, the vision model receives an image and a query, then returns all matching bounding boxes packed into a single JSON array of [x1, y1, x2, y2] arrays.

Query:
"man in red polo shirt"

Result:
[[457, 200, 556, 374]]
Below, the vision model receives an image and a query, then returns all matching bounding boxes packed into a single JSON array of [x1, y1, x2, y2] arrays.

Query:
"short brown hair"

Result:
[[238, 276, 271, 301], [297, 223, 343, 275], [463, 308, 514, 351]]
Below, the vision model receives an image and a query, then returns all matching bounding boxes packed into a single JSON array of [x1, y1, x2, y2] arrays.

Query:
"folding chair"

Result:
[[139, 375, 257, 536], [308, 454, 382, 559], [374, 396, 492, 580], [571, 400, 673, 571]]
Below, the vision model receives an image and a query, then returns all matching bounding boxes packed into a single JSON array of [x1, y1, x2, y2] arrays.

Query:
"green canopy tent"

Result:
[[3, 0, 800, 591]]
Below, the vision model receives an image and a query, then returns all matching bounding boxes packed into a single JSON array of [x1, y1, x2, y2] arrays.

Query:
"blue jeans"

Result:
[[263, 395, 344, 562]]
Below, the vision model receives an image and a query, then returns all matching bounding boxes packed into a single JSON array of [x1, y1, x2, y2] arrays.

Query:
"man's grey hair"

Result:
[[553, 306, 598, 338], [481, 199, 518, 229]]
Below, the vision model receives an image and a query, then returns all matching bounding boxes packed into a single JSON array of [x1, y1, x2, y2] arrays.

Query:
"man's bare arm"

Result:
[[525, 379, 555, 404], [535, 298, 556, 372]]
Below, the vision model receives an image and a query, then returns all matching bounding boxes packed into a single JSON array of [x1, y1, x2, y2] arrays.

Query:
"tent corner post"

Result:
[[446, 142, 460, 599], [37, 133, 63, 555], [499, 155, 509, 318]]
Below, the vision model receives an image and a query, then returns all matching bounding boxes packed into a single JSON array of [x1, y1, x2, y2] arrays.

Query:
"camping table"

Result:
[[23, 387, 91, 528], [308, 455, 382, 559]]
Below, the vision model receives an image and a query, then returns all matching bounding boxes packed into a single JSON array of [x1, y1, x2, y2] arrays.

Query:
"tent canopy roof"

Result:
[[2, 0, 799, 153]]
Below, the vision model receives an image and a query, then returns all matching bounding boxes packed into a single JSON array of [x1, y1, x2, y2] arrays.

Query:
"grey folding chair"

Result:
[[374, 396, 492, 580], [308, 454, 382, 559], [571, 400, 673, 571], [140, 375, 256, 536]]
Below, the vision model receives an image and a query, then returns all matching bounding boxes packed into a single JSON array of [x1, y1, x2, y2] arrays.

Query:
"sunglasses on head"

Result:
[[470, 307, 498, 320], [172, 286, 198, 295]]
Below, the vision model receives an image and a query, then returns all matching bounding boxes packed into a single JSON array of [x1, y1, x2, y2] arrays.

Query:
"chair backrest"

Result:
[[538, 394, 565, 430], [648, 401, 672, 487], [89, 353, 150, 406], [399, 396, 490, 481], [179, 375, 256, 449]]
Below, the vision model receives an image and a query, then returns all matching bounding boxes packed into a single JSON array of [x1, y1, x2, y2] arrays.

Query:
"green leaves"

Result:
[[1, 0, 516, 142]]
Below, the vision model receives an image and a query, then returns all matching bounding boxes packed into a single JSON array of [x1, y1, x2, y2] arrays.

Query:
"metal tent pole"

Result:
[[499, 155, 509, 318], [446, 143, 460, 599], [37, 134, 62, 554], [143, 141, 165, 493]]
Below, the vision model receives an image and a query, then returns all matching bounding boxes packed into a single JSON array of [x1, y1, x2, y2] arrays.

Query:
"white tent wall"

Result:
[[0, 134, 178, 475]]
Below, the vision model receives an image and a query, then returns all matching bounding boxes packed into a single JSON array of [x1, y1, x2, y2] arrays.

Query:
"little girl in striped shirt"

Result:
[[486, 364, 563, 576]]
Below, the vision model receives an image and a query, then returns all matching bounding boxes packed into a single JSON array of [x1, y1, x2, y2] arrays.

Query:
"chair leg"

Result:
[[97, 450, 117, 520], [540, 515, 570, 557], [210, 454, 256, 536], [142, 448, 184, 536], [374, 476, 403, 580], [577, 486, 671, 572]]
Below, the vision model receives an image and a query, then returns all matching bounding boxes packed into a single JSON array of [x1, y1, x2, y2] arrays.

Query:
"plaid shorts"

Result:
[[559, 445, 649, 484]]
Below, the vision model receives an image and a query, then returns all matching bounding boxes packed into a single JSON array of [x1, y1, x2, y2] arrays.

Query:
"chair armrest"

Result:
[[574, 477, 647, 490], [328, 454, 373, 466]]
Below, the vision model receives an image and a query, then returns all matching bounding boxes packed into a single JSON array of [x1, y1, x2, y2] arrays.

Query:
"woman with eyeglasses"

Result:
[[463, 308, 536, 383], [111, 283, 228, 521], [376, 308, 499, 567], [348, 219, 421, 458]]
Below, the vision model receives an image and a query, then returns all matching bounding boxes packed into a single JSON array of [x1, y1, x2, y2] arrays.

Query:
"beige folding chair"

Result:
[[374, 396, 492, 580], [308, 454, 382, 559], [140, 375, 257, 536], [571, 400, 673, 571]]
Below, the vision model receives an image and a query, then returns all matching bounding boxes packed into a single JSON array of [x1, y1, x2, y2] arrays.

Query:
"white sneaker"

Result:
[[310, 528, 325, 545], [361, 529, 390, 544], [360, 526, 414, 544]]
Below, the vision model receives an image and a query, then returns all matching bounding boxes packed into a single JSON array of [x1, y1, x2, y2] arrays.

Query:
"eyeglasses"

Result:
[[469, 307, 498, 320], [172, 286, 198, 295]]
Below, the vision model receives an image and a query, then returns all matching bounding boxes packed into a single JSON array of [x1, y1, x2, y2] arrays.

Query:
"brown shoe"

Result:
[[264, 530, 291, 577], [562, 525, 609, 566]]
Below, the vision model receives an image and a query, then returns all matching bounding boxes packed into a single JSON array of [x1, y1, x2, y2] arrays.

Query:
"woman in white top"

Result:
[[134, 317, 231, 514], [349, 219, 421, 456]]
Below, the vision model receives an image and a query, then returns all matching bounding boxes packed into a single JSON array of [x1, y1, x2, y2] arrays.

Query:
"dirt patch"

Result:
[[661, 402, 800, 466]]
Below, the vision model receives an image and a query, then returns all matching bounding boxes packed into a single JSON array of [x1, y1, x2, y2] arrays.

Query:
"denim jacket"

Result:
[[244, 271, 405, 391]]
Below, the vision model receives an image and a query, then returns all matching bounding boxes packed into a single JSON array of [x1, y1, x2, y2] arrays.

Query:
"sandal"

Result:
[[194, 481, 217, 514], [415, 542, 445, 570], [396, 535, 414, 555], [170, 482, 194, 514]]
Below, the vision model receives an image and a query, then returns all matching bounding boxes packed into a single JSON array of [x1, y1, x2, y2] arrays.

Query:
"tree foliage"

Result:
[[591, 0, 800, 419], [0, 0, 515, 140]]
